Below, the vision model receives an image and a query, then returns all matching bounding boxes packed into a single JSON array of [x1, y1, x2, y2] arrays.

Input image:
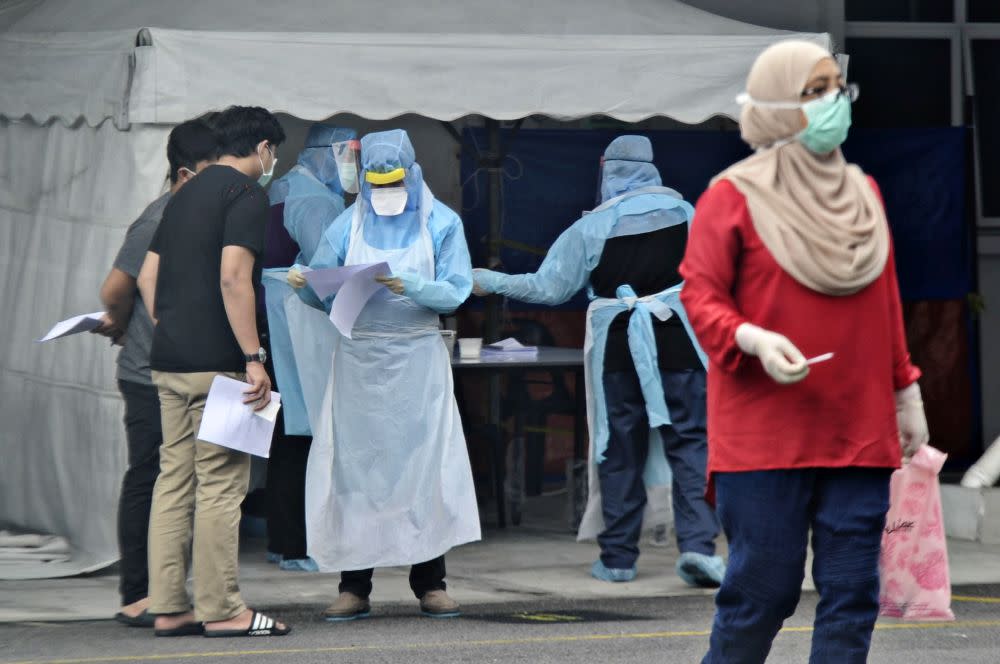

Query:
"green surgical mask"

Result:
[[257, 145, 277, 187], [797, 90, 852, 155]]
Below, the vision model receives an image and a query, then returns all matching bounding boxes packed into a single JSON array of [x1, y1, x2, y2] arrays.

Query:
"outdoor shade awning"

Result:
[[0, 0, 830, 126]]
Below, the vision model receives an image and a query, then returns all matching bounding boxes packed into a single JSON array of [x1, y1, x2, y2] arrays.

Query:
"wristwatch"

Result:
[[244, 347, 267, 365]]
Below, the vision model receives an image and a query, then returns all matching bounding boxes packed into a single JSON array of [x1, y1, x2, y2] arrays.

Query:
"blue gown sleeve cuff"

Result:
[[472, 268, 505, 294], [398, 271, 424, 297]]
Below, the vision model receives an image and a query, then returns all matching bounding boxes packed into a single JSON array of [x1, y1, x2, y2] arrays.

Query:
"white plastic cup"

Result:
[[458, 337, 483, 359], [440, 330, 457, 356]]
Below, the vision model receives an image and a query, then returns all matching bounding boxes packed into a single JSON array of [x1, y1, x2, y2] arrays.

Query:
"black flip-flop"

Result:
[[154, 621, 205, 637], [114, 610, 155, 628], [204, 611, 291, 638]]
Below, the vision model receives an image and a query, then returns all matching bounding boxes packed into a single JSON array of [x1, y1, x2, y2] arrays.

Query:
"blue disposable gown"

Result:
[[474, 188, 707, 471], [262, 165, 346, 435], [296, 198, 472, 313]]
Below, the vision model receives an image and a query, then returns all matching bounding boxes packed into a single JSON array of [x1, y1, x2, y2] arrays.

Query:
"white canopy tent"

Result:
[[0, 0, 828, 578]]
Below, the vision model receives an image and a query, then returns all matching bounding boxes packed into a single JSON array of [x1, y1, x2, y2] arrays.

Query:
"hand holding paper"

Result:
[[39, 312, 107, 342], [197, 375, 281, 458], [243, 362, 272, 411], [303, 263, 388, 300], [287, 268, 307, 290], [375, 275, 404, 295]]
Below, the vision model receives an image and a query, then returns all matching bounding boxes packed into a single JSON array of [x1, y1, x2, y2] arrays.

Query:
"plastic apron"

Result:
[[280, 272, 339, 435], [576, 282, 708, 542], [305, 185, 481, 571]]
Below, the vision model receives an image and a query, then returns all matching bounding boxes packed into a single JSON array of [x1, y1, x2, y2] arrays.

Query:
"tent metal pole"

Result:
[[485, 117, 503, 342], [485, 117, 506, 525]]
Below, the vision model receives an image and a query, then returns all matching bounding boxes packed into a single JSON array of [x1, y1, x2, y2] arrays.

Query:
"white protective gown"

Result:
[[304, 186, 481, 571]]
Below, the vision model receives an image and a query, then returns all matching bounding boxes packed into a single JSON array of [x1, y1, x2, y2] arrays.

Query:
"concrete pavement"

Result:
[[3, 589, 1000, 664], [2, 493, 1000, 624]]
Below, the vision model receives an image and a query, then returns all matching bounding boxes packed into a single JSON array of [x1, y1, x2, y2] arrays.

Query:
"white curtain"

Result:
[[0, 118, 171, 579]]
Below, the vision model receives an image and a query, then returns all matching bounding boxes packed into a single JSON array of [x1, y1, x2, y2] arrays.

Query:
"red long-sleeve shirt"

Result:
[[680, 178, 920, 490]]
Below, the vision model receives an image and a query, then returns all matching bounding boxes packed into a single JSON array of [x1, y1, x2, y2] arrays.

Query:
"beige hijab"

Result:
[[716, 40, 889, 296]]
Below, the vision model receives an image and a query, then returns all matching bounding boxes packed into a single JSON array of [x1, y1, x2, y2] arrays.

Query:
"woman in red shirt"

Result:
[[680, 41, 929, 664]]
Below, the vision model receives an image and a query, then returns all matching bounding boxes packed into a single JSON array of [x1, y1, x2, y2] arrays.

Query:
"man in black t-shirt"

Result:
[[137, 106, 290, 638]]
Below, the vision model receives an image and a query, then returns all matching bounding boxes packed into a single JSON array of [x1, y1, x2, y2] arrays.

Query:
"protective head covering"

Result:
[[269, 124, 357, 206], [599, 136, 662, 203], [300, 124, 357, 195], [717, 40, 889, 297], [268, 124, 355, 264], [359, 129, 426, 249]]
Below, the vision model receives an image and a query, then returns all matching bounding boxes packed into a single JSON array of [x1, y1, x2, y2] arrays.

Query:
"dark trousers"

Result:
[[704, 468, 892, 664], [339, 556, 447, 600], [265, 408, 312, 559], [598, 368, 719, 569], [116, 379, 163, 606]]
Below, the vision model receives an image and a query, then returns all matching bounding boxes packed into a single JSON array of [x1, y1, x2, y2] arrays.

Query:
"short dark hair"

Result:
[[212, 106, 286, 158], [166, 120, 219, 184]]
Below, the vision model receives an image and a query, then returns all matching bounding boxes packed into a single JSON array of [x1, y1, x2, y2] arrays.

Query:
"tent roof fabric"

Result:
[[0, 0, 830, 124]]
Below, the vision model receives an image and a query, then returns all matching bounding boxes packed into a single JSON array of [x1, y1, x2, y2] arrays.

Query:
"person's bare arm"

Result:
[[137, 251, 160, 323], [220, 245, 271, 410], [99, 268, 137, 331]]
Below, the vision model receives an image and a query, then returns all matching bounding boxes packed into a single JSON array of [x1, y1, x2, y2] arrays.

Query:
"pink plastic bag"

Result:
[[878, 445, 955, 621]]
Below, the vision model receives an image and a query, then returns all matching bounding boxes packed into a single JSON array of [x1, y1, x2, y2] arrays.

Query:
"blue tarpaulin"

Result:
[[460, 127, 969, 305]]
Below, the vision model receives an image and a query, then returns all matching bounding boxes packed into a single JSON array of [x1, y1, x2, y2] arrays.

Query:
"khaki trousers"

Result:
[[148, 370, 250, 622]]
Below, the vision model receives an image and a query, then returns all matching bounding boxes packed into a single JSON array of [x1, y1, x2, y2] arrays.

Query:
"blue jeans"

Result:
[[598, 368, 719, 569], [703, 467, 892, 664]]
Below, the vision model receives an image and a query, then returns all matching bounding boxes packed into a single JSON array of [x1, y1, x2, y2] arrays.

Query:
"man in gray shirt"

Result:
[[93, 119, 219, 627]]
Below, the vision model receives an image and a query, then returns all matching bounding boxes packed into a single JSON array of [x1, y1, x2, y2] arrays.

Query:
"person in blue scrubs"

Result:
[[288, 129, 480, 621], [261, 123, 355, 572], [473, 136, 724, 587]]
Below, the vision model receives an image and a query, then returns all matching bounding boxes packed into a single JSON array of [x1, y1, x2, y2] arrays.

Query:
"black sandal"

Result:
[[114, 610, 155, 628], [154, 621, 205, 637], [204, 611, 291, 638]]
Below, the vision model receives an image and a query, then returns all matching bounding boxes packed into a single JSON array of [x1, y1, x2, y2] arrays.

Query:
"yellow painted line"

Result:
[[512, 612, 585, 622], [952, 595, 1000, 604], [7, 620, 1000, 664]]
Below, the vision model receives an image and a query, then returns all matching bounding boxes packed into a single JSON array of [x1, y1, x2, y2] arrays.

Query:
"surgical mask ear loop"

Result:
[[258, 145, 277, 187]]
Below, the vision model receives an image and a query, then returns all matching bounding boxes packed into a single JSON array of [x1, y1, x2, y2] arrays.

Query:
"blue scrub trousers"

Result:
[[598, 368, 719, 569], [703, 467, 892, 664]]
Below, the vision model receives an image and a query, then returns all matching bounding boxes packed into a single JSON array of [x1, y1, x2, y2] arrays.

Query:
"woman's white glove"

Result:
[[735, 323, 809, 385], [287, 267, 307, 290], [895, 382, 929, 459]]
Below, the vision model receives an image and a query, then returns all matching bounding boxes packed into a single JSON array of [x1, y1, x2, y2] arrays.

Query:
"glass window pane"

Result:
[[972, 40, 1000, 217], [968, 0, 1000, 22], [845, 38, 952, 128], [846, 0, 953, 21]]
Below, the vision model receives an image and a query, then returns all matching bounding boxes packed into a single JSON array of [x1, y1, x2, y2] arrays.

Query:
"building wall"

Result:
[[978, 237, 1000, 444], [682, 0, 845, 46]]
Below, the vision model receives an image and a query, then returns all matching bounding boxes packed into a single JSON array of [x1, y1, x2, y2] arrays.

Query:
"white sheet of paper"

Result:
[[38, 311, 106, 342], [329, 262, 390, 338], [304, 263, 387, 300], [196, 376, 281, 458], [254, 399, 282, 423], [484, 337, 538, 352]]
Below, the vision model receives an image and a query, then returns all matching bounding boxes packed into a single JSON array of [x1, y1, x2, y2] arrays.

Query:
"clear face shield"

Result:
[[331, 139, 362, 194], [595, 155, 606, 207]]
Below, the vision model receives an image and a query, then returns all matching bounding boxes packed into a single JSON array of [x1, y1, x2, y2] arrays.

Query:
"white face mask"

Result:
[[257, 145, 277, 187], [370, 186, 408, 216]]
